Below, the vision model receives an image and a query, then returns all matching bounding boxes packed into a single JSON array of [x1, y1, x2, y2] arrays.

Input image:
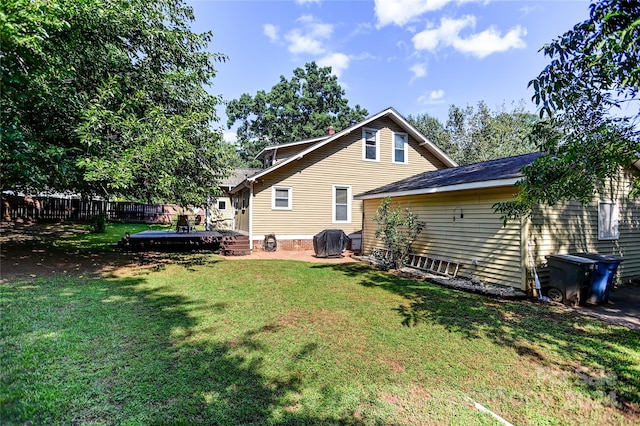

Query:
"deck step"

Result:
[[220, 235, 250, 256]]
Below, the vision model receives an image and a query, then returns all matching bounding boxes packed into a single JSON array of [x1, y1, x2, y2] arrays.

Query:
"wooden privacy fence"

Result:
[[2, 195, 181, 224]]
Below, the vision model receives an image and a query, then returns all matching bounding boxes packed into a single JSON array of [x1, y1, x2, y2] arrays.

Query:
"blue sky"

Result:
[[188, 0, 591, 142]]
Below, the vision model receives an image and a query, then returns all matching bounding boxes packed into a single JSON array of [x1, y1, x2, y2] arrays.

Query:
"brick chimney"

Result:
[[325, 125, 335, 135]]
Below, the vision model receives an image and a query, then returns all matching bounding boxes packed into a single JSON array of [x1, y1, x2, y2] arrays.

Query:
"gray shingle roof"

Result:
[[220, 168, 262, 188], [356, 152, 542, 198]]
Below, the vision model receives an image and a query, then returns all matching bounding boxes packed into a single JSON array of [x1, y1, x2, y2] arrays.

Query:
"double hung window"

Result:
[[333, 185, 352, 223], [272, 186, 292, 210], [393, 132, 408, 163], [363, 128, 379, 161]]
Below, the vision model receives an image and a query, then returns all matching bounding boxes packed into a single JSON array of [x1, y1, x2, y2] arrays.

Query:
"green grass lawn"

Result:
[[1, 225, 639, 425]]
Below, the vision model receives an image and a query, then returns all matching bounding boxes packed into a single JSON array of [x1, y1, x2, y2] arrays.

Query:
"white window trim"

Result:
[[218, 200, 227, 210], [362, 127, 380, 162], [598, 200, 619, 240], [332, 184, 352, 224], [272, 186, 292, 210], [392, 132, 408, 164]]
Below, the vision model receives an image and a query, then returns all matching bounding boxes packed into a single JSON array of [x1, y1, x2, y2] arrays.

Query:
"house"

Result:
[[213, 168, 261, 230], [355, 152, 640, 292], [227, 107, 457, 250]]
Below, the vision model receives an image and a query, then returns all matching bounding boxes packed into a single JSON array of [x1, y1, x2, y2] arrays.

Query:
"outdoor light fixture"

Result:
[[453, 206, 464, 221]]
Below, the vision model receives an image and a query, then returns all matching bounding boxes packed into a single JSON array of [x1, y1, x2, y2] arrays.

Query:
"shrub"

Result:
[[90, 212, 108, 233], [373, 197, 425, 270]]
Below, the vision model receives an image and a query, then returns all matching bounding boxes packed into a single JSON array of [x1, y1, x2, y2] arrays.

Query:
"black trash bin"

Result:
[[544, 254, 598, 305], [313, 229, 348, 258], [570, 253, 623, 305]]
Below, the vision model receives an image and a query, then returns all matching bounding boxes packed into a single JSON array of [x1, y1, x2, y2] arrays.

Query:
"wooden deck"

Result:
[[119, 230, 250, 254]]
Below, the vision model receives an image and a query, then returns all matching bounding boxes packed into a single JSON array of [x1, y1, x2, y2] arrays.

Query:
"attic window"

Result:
[[598, 200, 619, 240], [393, 132, 408, 164], [362, 128, 379, 161]]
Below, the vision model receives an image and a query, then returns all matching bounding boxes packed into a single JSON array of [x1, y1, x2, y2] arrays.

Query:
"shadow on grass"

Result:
[[1, 276, 366, 425], [0, 222, 223, 282], [311, 262, 640, 412]]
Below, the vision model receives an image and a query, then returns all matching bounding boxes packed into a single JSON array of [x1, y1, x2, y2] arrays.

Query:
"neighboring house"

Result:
[[228, 107, 457, 250], [355, 152, 640, 292]]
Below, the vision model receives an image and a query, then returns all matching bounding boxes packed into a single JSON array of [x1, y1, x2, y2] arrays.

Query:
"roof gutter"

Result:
[[354, 177, 521, 200]]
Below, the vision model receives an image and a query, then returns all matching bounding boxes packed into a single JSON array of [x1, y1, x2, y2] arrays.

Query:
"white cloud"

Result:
[[318, 53, 350, 77], [295, 0, 321, 4], [430, 89, 444, 100], [454, 25, 527, 58], [413, 16, 474, 51], [263, 24, 279, 42], [409, 62, 427, 82], [519, 5, 540, 16], [375, 0, 463, 28], [418, 89, 445, 104], [285, 15, 333, 55], [412, 16, 527, 58]]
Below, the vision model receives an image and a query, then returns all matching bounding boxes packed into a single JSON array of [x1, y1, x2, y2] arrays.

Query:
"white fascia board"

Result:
[[354, 178, 521, 200], [254, 136, 329, 159], [385, 110, 457, 167]]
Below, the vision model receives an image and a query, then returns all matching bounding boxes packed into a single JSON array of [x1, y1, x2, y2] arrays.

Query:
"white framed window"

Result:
[[218, 200, 226, 210], [598, 200, 619, 240], [332, 185, 352, 223], [272, 186, 292, 210], [362, 128, 379, 161], [392, 132, 408, 164]]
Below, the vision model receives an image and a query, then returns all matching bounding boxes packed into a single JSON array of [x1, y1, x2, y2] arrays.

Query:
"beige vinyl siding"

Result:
[[211, 195, 234, 229], [527, 168, 640, 284], [359, 167, 640, 290], [251, 116, 446, 238], [362, 188, 526, 289]]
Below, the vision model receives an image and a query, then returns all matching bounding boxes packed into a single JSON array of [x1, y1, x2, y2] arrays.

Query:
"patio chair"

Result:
[[176, 215, 191, 233]]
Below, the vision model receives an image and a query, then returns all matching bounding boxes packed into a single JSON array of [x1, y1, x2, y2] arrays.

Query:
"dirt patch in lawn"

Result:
[[0, 222, 215, 282]]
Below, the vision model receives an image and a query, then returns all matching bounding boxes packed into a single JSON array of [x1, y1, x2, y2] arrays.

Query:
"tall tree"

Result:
[[497, 0, 640, 219], [227, 62, 368, 165], [1, 0, 232, 205], [411, 101, 537, 165], [407, 113, 457, 160]]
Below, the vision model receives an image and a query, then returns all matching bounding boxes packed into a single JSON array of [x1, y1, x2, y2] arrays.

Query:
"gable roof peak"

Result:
[[245, 107, 457, 184]]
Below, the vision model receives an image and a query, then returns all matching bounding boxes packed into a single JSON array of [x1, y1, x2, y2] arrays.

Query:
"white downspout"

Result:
[[249, 181, 254, 251]]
